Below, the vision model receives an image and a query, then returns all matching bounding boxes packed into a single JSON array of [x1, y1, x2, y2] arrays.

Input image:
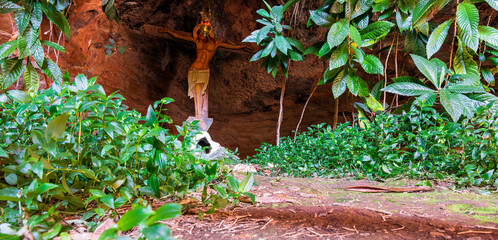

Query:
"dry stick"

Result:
[[383, 31, 396, 108], [294, 79, 320, 137], [276, 75, 287, 145]]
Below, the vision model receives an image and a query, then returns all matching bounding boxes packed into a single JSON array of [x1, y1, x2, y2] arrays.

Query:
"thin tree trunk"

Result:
[[333, 97, 339, 129], [276, 76, 287, 145], [294, 79, 319, 138]]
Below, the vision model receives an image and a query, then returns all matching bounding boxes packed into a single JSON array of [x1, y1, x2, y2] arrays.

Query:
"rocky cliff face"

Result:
[[2, 0, 494, 157], [56, 0, 348, 157]]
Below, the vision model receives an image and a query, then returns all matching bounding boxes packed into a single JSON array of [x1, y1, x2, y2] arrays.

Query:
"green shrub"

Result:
[[248, 105, 498, 187], [0, 74, 235, 238]]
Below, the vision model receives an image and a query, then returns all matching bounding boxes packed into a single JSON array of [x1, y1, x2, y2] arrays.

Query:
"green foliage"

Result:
[[99, 203, 181, 240], [243, 0, 303, 78], [0, 0, 120, 90], [0, 75, 241, 239], [383, 54, 494, 122], [248, 105, 498, 188]]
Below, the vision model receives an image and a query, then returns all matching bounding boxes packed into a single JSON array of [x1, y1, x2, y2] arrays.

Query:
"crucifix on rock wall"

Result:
[[147, 11, 252, 131]]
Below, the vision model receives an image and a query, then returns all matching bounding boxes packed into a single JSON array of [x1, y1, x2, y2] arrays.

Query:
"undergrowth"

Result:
[[248, 106, 498, 188]]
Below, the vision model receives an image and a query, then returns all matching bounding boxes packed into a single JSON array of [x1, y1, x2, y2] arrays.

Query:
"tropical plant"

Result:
[[248, 104, 498, 188], [99, 203, 182, 240], [382, 54, 496, 121], [0, 0, 119, 91], [0, 74, 242, 239], [243, 0, 304, 145]]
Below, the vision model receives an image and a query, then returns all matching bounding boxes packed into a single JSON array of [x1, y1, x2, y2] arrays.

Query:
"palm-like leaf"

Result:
[[427, 19, 453, 58], [361, 55, 383, 75], [327, 19, 349, 49], [453, 38, 479, 76], [382, 82, 436, 96], [456, 3, 479, 51], [410, 54, 439, 88]]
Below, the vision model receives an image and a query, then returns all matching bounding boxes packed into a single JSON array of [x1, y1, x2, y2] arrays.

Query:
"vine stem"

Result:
[[383, 31, 397, 108], [276, 75, 287, 146], [448, 0, 460, 70], [294, 78, 319, 138]]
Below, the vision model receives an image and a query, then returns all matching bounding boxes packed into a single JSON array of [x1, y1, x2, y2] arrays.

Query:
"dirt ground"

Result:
[[68, 174, 498, 240], [157, 175, 498, 240]]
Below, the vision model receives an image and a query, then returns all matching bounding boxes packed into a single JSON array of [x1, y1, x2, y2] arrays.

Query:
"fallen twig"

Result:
[[457, 230, 493, 235]]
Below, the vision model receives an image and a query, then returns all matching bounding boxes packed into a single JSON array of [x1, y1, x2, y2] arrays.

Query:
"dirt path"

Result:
[[67, 175, 498, 239], [161, 175, 498, 239]]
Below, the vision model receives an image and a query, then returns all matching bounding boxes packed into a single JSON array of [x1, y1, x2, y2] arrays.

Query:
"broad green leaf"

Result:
[[365, 94, 384, 112], [0, 40, 18, 59], [25, 26, 38, 49], [1, 58, 24, 90], [332, 68, 348, 98], [118, 206, 153, 231], [41, 223, 62, 240], [322, 67, 340, 85], [100, 194, 115, 209], [382, 82, 436, 96], [0, 1, 23, 14], [482, 68, 495, 86], [485, 0, 498, 11], [427, 19, 453, 58], [5, 89, 30, 105], [249, 50, 263, 62], [0, 147, 7, 158], [99, 226, 118, 240], [440, 89, 463, 122], [352, 0, 374, 19], [456, 2, 479, 51], [275, 34, 291, 54], [44, 113, 68, 141], [0, 187, 20, 201], [351, 45, 364, 63], [371, 80, 384, 100], [261, 39, 275, 57], [446, 84, 485, 94], [41, 59, 62, 83], [148, 174, 160, 197], [318, 42, 331, 58], [41, 40, 67, 52], [142, 224, 172, 240], [478, 26, 498, 46], [41, 3, 70, 38], [32, 40, 45, 67], [360, 21, 394, 42], [243, 30, 259, 43], [5, 173, 17, 185], [31, 2, 43, 30], [346, 70, 361, 96], [256, 9, 271, 18], [328, 43, 348, 69], [89, 189, 106, 197], [361, 55, 383, 75], [24, 61, 39, 91], [288, 50, 303, 61], [239, 173, 254, 193], [457, 93, 484, 118], [309, 10, 335, 27], [14, 10, 30, 35], [146, 105, 157, 126], [256, 25, 272, 43], [349, 27, 362, 46], [412, 0, 444, 28], [453, 38, 479, 76], [286, 37, 305, 53], [102, 0, 119, 22], [146, 203, 182, 226], [327, 19, 349, 49], [227, 176, 240, 192], [411, 54, 438, 87]]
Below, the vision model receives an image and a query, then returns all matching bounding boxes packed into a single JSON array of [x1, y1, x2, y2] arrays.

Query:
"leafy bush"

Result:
[[0, 74, 236, 238], [248, 105, 498, 187]]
